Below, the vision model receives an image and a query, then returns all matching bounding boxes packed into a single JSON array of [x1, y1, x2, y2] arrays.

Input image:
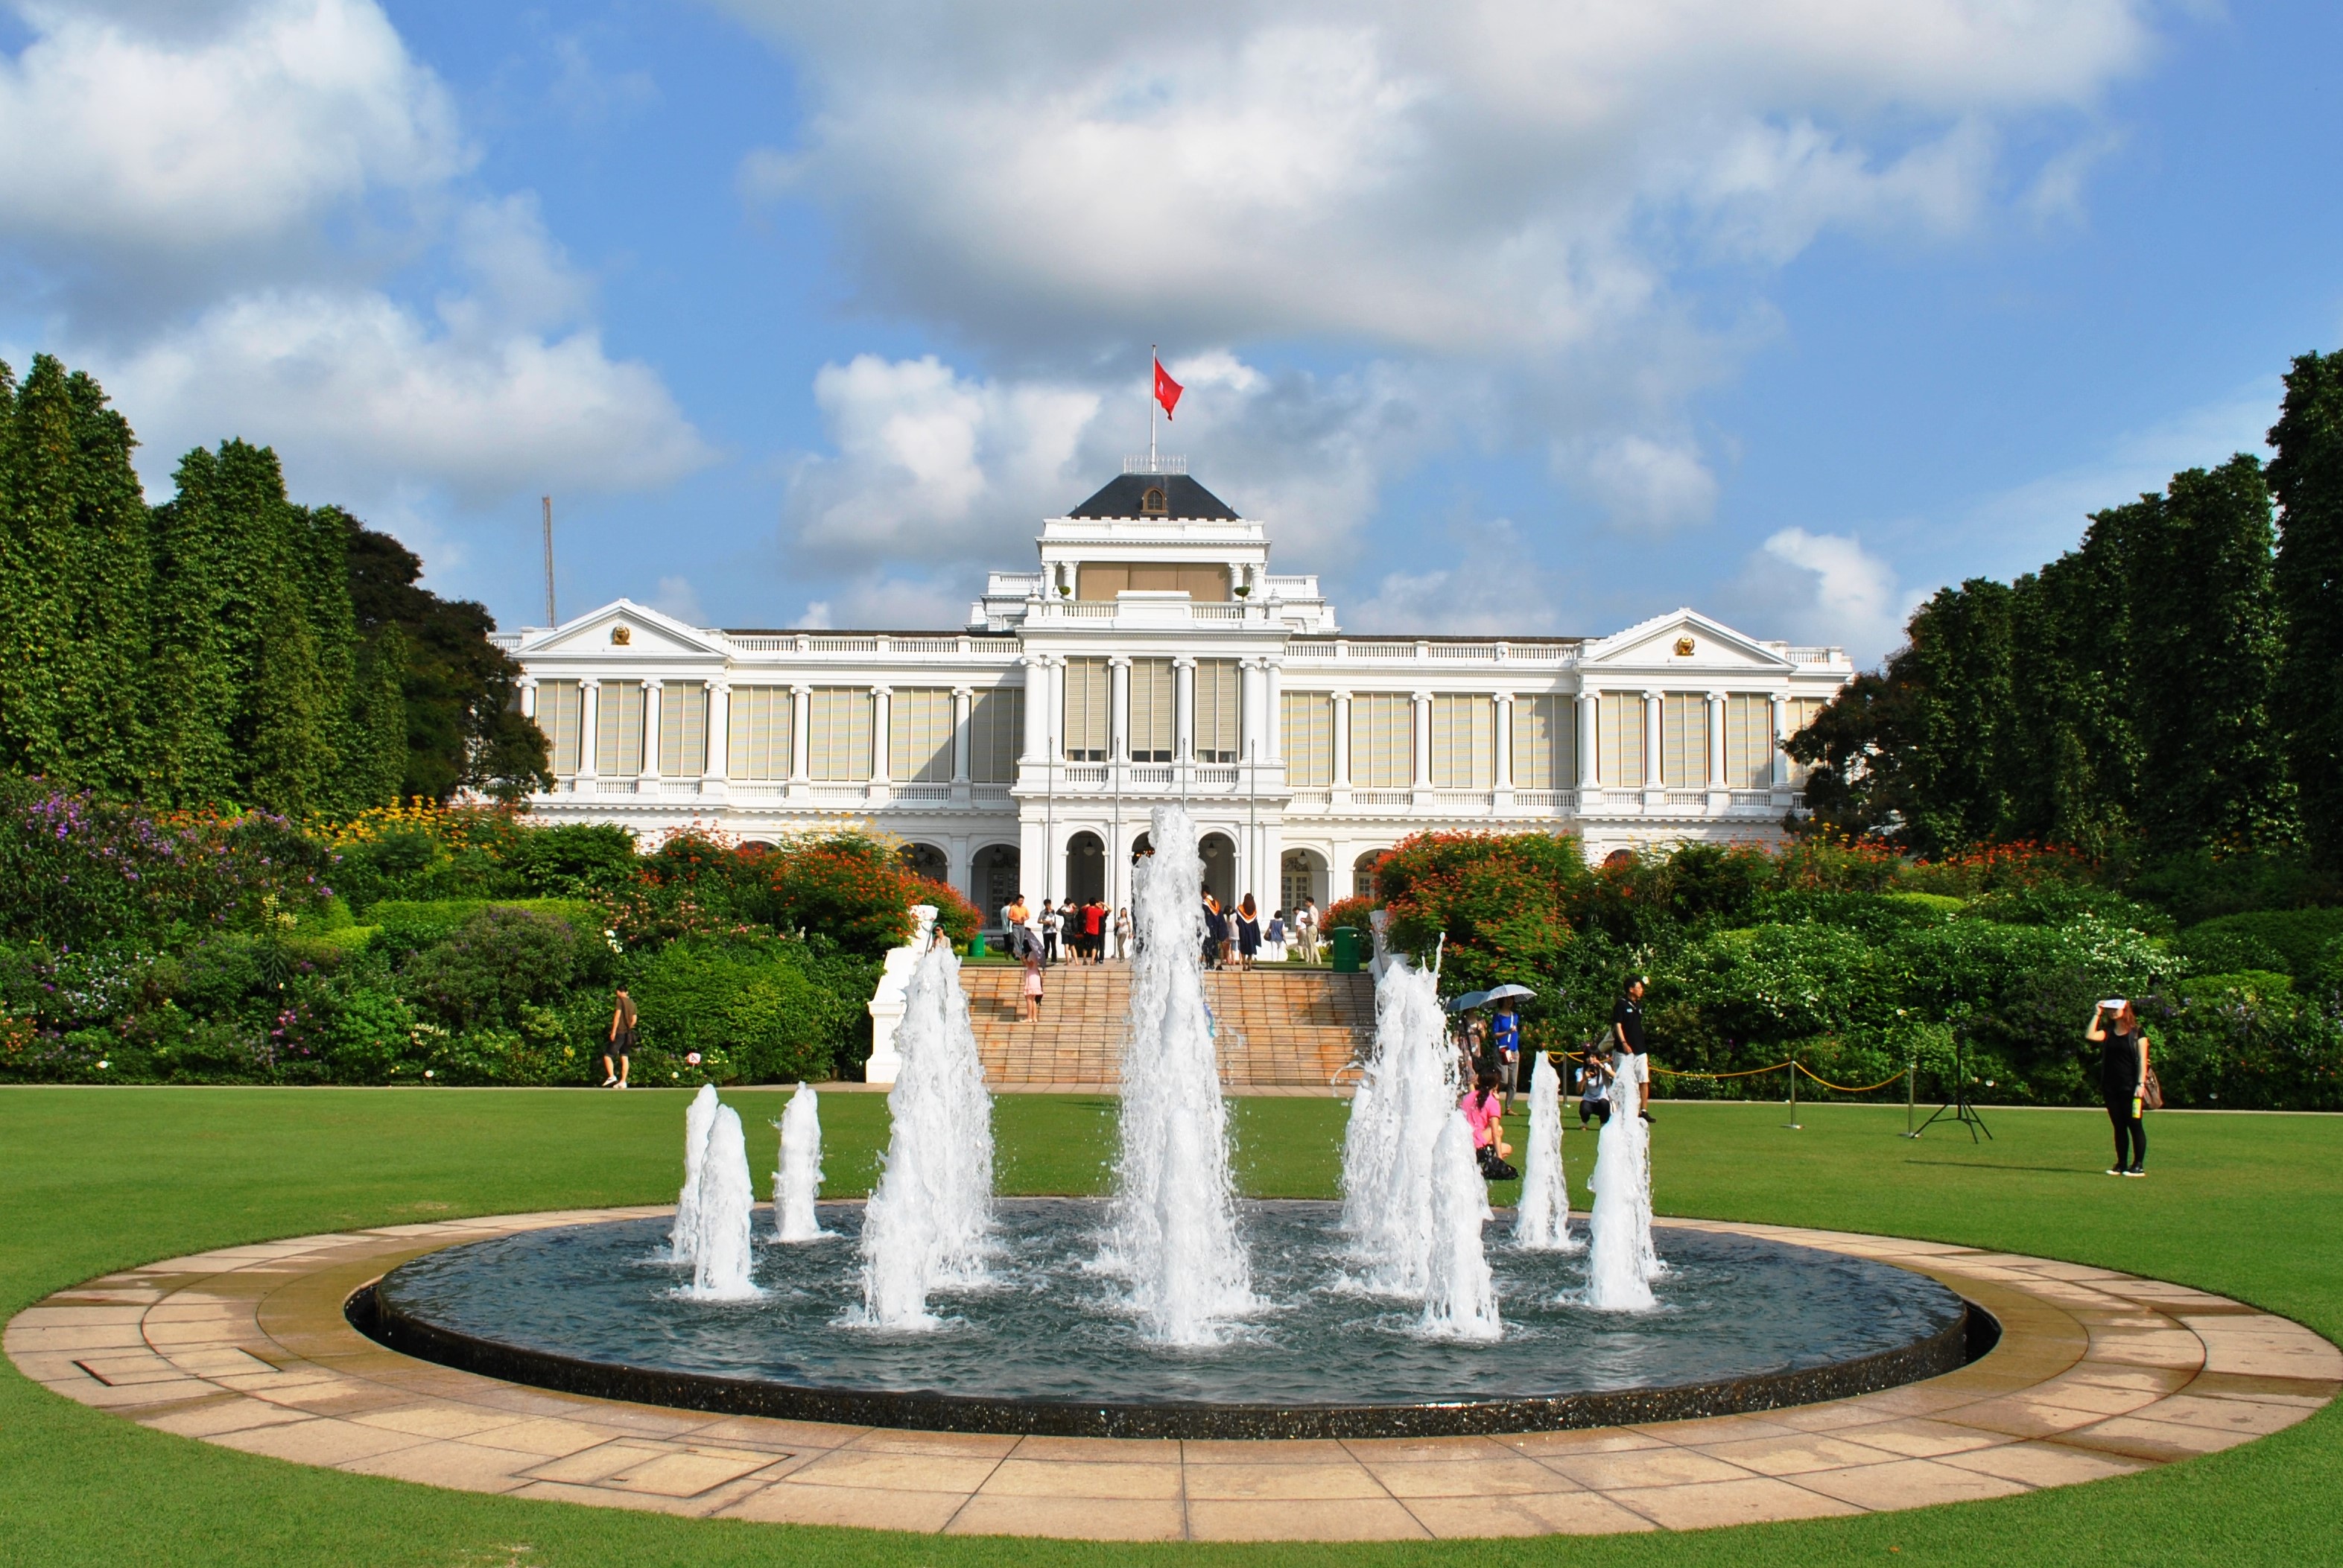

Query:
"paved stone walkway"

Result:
[[9, 1212, 2336, 1540]]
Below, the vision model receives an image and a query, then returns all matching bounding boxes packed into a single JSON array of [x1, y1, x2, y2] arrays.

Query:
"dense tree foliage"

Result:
[[2269, 349, 2343, 870], [1791, 442, 2298, 863], [0, 354, 545, 813], [0, 793, 971, 1087], [1338, 830, 2341, 1112]]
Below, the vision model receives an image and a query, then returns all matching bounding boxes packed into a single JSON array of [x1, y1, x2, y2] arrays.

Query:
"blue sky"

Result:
[[1, 1, 2336, 662]]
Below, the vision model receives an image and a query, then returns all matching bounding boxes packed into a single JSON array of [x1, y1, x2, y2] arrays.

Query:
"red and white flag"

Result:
[[1154, 357, 1183, 420]]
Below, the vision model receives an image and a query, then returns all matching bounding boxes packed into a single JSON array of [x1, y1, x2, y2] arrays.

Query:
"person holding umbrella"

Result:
[[1481, 984, 1535, 1108]]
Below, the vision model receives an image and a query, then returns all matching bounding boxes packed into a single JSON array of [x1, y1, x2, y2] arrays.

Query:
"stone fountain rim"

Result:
[[350, 1203, 1988, 1442]]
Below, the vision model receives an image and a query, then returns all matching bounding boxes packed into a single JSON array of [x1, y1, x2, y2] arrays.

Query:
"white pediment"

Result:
[[1579, 608, 1794, 673], [519, 600, 729, 660]]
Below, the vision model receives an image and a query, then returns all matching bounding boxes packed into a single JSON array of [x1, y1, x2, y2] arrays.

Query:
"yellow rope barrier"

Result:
[[1792, 1060, 1909, 1095], [1544, 1050, 1907, 1094]]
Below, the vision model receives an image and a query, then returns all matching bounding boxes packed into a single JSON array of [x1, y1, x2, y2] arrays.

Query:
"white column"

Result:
[[518, 678, 537, 720], [1494, 693, 1514, 793], [1577, 691, 1599, 790], [1706, 690, 1728, 794], [871, 685, 892, 784], [1412, 690, 1433, 793], [1771, 693, 1791, 789], [951, 687, 973, 783], [704, 682, 730, 787], [1175, 657, 1196, 762], [789, 685, 811, 783], [1045, 658, 1065, 761], [1263, 660, 1284, 763], [1643, 690, 1664, 798], [577, 680, 600, 786], [1020, 655, 1047, 764], [1332, 692, 1352, 789], [1109, 656, 1131, 763], [1240, 659, 1264, 765], [642, 682, 665, 778]]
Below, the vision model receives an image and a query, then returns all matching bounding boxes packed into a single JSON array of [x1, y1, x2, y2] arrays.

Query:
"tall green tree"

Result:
[[2124, 457, 2295, 854], [0, 356, 151, 793], [1897, 579, 2020, 854], [346, 521, 550, 802], [145, 445, 241, 804], [2006, 518, 2138, 853], [2269, 349, 2343, 869]]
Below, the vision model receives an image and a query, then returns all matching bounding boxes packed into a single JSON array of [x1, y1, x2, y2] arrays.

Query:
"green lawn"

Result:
[[2, 1087, 2337, 1566]]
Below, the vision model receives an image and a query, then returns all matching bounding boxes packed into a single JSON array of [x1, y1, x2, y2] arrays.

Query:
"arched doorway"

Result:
[[1353, 848, 1390, 899], [1281, 848, 1327, 913], [1200, 832, 1237, 906], [898, 842, 948, 885], [1130, 831, 1153, 861], [970, 843, 1020, 924], [1064, 831, 1105, 904]]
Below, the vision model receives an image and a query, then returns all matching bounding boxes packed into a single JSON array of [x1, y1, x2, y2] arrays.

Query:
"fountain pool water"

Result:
[[373, 1201, 1974, 1438], [1103, 804, 1254, 1346], [772, 1082, 827, 1243], [857, 937, 994, 1329], [1514, 1051, 1578, 1251], [668, 1083, 721, 1265]]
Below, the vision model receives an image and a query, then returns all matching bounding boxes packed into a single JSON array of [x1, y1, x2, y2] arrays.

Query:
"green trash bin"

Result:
[[970, 934, 988, 959], [1330, 927, 1362, 973]]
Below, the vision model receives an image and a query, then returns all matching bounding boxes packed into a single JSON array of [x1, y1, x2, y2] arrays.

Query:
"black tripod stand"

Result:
[[1911, 1032, 1993, 1142]]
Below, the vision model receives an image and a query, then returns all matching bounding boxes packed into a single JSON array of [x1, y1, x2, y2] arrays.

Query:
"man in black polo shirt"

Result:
[[1611, 977, 1652, 1117]]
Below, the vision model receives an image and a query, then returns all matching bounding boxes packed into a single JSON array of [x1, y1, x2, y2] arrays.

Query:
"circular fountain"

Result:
[[353, 803, 1981, 1441], [361, 1201, 1973, 1439]]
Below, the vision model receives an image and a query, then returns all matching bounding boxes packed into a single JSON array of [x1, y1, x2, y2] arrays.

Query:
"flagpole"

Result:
[[1148, 344, 1157, 471]]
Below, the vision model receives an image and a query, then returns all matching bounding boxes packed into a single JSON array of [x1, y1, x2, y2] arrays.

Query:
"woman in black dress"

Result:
[[2084, 999, 2149, 1176]]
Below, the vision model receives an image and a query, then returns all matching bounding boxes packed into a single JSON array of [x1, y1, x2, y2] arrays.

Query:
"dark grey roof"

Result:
[[1067, 473, 1240, 521]]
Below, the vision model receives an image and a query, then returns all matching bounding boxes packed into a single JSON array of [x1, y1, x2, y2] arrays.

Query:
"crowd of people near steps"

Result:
[[990, 892, 1331, 1021]]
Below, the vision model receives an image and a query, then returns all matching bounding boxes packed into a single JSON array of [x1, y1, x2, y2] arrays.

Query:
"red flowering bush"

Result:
[[767, 832, 978, 955], [1372, 831, 1586, 994]]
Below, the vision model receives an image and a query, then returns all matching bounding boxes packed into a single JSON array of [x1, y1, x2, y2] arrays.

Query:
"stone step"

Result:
[[958, 964, 1373, 1088]]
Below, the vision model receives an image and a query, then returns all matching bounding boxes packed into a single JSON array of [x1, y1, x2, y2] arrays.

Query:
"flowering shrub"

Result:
[[0, 776, 332, 949], [1372, 831, 1583, 995]]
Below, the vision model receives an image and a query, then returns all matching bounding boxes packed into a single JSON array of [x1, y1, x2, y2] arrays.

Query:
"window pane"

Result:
[[1724, 694, 1772, 787], [890, 688, 955, 781], [1129, 659, 1174, 761], [658, 682, 707, 775], [536, 681, 582, 775], [1061, 658, 1109, 760], [809, 688, 873, 781], [1660, 693, 1708, 788], [1281, 691, 1332, 786], [1431, 694, 1493, 788], [1352, 693, 1412, 788], [725, 686, 792, 779], [968, 686, 1023, 782], [1512, 694, 1573, 790], [1597, 692, 1644, 787], [1194, 660, 1240, 761], [596, 681, 644, 775]]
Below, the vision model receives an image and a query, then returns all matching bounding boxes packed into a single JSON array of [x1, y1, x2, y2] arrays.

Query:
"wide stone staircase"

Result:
[[958, 963, 1375, 1090]]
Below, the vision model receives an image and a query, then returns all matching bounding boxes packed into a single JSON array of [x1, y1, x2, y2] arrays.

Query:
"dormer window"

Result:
[[1141, 486, 1167, 515]]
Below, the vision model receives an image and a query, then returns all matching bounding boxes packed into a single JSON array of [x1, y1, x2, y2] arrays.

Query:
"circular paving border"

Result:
[[10, 1211, 2339, 1541]]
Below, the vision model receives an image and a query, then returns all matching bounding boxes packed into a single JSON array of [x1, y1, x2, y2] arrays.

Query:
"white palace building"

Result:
[[494, 466, 1853, 921]]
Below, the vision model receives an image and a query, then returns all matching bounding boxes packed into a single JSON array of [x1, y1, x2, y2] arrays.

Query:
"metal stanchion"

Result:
[[1784, 1056, 1801, 1130]]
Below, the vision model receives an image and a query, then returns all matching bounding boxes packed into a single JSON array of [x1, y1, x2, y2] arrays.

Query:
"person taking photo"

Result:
[[2085, 999, 2150, 1176]]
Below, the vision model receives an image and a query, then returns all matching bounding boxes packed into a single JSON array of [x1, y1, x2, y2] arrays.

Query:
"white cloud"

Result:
[[652, 574, 706, 624], [1724, 527, 1922, 664], [0, 2, 711, 523], [783, 349, 1444, 572], [724, 0, 2154, 358], [100, 283, 713, 505], [1343, 517, 1571, 635], [1576, 434, 1720, 534], [0, 0, 465, 261]]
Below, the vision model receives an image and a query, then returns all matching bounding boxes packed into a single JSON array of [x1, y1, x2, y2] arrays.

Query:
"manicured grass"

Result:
[[1, 1087, 2338, 1566]]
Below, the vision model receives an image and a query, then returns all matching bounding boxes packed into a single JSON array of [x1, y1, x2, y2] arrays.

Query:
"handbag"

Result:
[[1476, 1146, 1519, 1182], [2141, 1063, 2164, 1111]]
